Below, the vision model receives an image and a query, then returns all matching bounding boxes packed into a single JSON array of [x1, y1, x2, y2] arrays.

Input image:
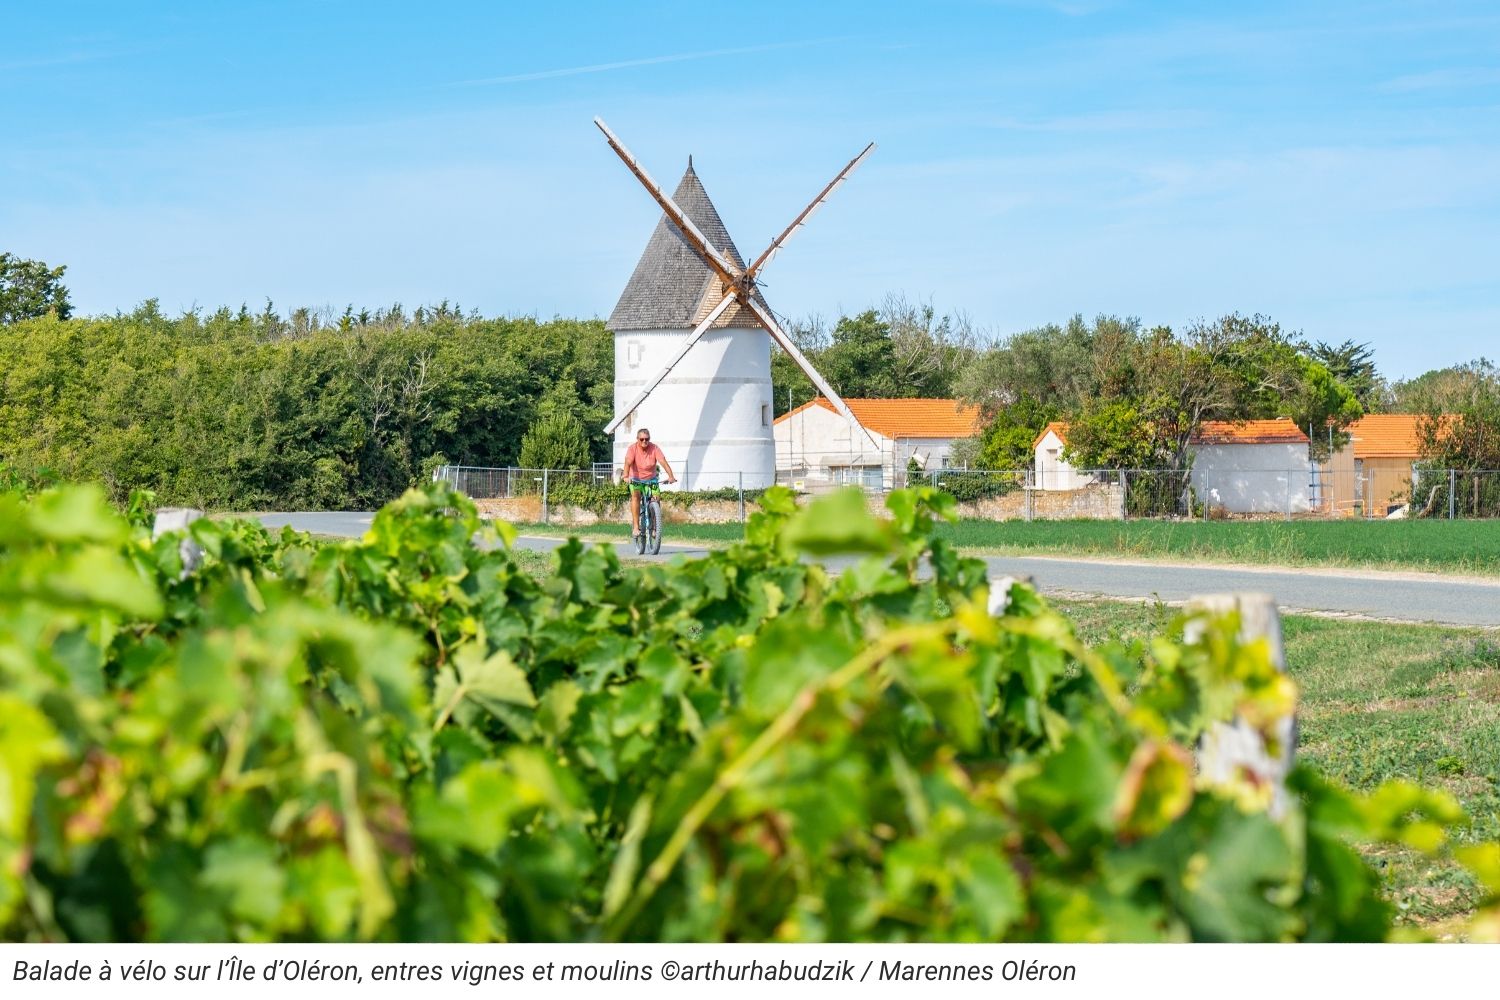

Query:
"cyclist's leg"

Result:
[[629, 483, 642, 535]]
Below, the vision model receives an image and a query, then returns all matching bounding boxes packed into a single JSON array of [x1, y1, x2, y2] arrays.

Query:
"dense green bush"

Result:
[[3, 481, 1498, 942], [0, 304, 612, 510], [929, 469, 1020, 502]]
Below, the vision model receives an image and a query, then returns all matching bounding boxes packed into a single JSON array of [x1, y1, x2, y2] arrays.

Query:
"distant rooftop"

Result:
[[1194, 419, 1309, 445], [776, 397, 981, 439]]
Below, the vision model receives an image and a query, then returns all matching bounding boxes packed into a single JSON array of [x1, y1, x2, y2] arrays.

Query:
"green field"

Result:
[[513, 516, 1500, 576], [1052, 597, 1500, 932]]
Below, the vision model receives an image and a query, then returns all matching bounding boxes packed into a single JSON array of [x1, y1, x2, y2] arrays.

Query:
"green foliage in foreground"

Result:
[[1057, 599, 1500, 931], [4, 482, 1500, 942]]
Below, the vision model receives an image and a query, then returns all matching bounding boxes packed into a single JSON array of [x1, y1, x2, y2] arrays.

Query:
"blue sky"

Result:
[[4, 0, 1497, 378]]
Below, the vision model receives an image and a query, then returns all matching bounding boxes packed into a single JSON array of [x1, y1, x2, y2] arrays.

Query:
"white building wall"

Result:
[[1189, 443, 1314, 514], [773, 404, 888, 490], [612, 327, 775, 490], [1033, 430, 1090, 490]]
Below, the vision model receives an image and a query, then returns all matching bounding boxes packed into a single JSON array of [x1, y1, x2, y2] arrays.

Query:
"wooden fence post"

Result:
[[153, 507, 204, 577], [986, 573, 1036, 616], [1185, 592, 1295, 818]]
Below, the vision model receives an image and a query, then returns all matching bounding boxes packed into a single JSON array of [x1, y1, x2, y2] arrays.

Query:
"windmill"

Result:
[[596, 117, 879, 491]]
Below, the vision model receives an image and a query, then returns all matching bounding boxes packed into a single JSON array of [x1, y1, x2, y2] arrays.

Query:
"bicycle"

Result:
[[628, 476, 663, 555]]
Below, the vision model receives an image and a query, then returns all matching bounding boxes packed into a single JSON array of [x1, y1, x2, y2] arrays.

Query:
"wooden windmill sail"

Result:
[[596, 117, 879, 452]]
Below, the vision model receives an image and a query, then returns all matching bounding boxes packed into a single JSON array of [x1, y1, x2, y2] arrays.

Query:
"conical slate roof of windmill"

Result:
[[607, 161, 769, 331]]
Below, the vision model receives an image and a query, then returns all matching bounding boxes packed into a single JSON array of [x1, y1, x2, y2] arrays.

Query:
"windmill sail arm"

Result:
[[747, 142, 875, 279], [593, 117, 743, 289], [604, 293, 737, 435], [743, 297, 881, 451]]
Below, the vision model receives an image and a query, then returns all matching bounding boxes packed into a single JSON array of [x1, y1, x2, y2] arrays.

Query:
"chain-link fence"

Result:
[[434, 462, 1500, 522], [1408, 468, 1500, 519], [435, 465, 652, 499]]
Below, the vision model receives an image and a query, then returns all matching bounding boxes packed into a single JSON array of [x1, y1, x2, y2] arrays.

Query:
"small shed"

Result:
[[1190, 420, 1315, 514], [1032, 422, 1092, 490]]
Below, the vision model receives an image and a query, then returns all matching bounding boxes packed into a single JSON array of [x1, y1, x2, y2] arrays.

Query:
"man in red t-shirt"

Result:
[[620, 428, 677, 538]]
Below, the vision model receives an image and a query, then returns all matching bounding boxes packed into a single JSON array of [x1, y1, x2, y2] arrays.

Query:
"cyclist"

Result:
[[620, 428, 677, 540]]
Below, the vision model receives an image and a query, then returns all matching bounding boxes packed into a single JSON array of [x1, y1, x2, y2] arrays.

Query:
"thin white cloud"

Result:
[[987, 109, 1208, 132], [451, 37, 848, 87], [984, 0, 1117, 14], [0, 50, 114, 73], [1379, 67, 1500, 92]]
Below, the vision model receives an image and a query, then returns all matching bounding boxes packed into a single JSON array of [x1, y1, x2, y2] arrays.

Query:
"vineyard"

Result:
[[3, 480, 1499, 942]]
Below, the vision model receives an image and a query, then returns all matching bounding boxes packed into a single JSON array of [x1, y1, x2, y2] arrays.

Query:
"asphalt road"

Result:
[[254, 512, 1500, 628]]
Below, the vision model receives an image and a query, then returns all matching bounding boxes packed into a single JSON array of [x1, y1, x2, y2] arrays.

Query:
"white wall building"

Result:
[[1032, 422, 1093, 490], [1189, 421, 1317, 514], [774, 398, 981, 491], [1034, 418, 1329, 514]]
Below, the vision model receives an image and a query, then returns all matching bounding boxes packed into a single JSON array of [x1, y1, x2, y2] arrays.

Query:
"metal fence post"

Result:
[[1449, 468, 1456, 520], [542, 468, 550, 525], [1120, 469, 1128, 521], [738, 470, 745, 523]]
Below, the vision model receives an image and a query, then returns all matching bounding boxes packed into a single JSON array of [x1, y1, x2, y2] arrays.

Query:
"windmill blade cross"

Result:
[[604, 292, 738, 435], [742, 297, 881, 451], [594, 117, 744, 291], [746, 142, 875, 279]]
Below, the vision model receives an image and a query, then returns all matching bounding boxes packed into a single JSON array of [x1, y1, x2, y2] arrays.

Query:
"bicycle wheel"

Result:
[[647, 500, 662, 555]]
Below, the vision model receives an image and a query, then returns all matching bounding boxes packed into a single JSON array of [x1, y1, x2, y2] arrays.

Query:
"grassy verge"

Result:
[[505, 517, 1500, 576], [1053, 597, 1500, 933], [943, 519, 1500, 576], [509, 547, 555, 578]]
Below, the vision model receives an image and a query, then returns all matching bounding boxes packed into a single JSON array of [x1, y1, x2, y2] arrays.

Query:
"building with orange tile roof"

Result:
[[1347, 414, 1431, 512], [1034, 416, 1360, 515], [1186, 418, 1336, 514], [1193, 419, 1310, 445], [773, 397, 982, 490]]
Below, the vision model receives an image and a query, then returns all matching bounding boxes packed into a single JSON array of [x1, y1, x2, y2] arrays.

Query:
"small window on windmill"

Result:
[[761, 403, 770, 427], [627, 340, 643, 368]]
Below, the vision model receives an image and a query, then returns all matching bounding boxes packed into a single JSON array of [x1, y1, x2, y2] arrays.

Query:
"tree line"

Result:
[[2, 251, 1495, 510], [777, 296, 1497, 478], [0, 294, 612, 509]]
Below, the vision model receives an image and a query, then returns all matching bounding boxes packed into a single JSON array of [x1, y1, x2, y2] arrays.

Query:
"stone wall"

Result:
[[1033, 483, 1124, 520], [956, 484, 1123, 521]]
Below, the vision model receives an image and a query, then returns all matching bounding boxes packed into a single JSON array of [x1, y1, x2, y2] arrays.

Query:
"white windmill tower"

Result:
[[596, 117, 880, 490]]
